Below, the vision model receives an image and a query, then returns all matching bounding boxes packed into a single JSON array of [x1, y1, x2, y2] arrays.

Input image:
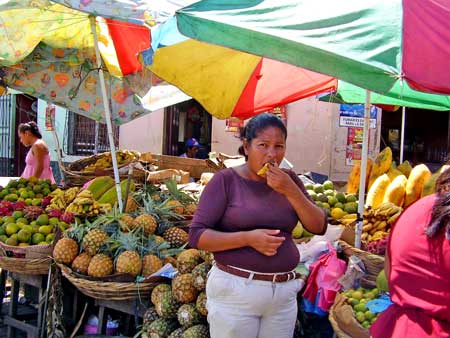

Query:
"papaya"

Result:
[[383, 174, 407, 207], [346, 159, 372, 194], [365, 174, 390, 209], [386, 166, 403, 182], [376, 269, 389, 292], [97, 179, 135, 206], [404, 164, 431, 207], [86, 176, 115, 200], [397, 160, 412, 178], [368, 147, 392, 189], [421, 165, 450, 198]]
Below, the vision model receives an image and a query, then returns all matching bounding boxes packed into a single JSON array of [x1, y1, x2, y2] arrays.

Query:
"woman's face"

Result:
[[244, 126, 286, 174], [18, 130, 33, 147]]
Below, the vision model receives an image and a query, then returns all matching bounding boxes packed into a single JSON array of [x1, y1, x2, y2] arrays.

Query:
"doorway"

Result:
[[163, 100, 212, 159]]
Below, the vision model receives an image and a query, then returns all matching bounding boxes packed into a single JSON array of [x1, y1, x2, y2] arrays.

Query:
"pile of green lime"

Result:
[[0, 212, 69, 246], [341, 287, 381, 329]]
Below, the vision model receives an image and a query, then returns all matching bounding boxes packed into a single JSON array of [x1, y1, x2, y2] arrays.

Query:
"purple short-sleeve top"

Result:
[[189, 168, 325, 273]]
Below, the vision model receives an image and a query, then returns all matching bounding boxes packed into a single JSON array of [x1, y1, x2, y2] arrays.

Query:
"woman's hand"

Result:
[[266, 165, 298, 197], [245, 229, 285, 256]]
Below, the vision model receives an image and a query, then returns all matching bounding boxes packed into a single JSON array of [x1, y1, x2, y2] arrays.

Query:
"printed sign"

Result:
[[339, 104, 377, 129]]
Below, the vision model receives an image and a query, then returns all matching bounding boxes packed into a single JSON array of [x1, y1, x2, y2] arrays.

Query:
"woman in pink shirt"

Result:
[[370, 169, 450, 337], [18, 121, 55, 183]]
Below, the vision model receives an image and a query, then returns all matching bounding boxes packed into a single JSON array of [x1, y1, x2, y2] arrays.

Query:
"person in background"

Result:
[[18, 121, 55, 183], [180, 138, 200, 158], [189, 113, 327, 338], [370, 169, 450, 337]]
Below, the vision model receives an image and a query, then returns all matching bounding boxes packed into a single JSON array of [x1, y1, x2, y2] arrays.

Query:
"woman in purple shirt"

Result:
[[189, 113, 327, 338]]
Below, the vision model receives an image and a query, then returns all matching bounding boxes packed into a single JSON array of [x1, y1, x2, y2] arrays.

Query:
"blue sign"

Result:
[[339, 104, 378, 128]]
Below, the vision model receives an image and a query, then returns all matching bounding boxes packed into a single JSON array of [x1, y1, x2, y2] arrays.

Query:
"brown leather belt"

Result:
[[215, 262, 300, 283]]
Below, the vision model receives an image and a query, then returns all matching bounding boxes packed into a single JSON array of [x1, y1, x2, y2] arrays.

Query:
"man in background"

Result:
[[180, 138, 199, 158]]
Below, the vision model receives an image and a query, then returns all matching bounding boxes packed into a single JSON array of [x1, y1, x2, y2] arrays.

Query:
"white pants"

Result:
[[206, 265, 304, 338]]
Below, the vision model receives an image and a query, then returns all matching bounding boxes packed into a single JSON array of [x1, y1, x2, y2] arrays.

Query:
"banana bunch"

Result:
[[361, 202, 403, 242], [337, 213, 358, 226], [65, 189, 111, 215], [49, 188, 65, 198], [45, 195, 66, 211], [64, 187, 80, 204]]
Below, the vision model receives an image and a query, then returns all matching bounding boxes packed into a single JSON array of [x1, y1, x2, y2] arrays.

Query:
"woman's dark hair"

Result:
[[238, 113, 287, 160], [18, 121, 42, 139], [427, 167, 450, 240]]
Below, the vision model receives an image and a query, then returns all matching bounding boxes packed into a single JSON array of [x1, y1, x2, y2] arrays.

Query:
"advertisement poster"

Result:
[[339, 104, 377, 129], [346, 127, 364, 165], [45, 103, 55, 131]]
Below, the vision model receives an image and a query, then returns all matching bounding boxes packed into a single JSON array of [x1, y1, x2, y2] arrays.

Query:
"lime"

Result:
[[2, 216, 15, 224], [324, 189, 335, 197], [49, 217, 60, 226], [31, 198, 42, 206], [5, 194, 18, 202], [323, 180, 334, 190], [17, 229, 31, 243], [351, 299, 359, 306], [334, 202, 344, 210], [361, 321, 371, 329], [22, 225, 34, 234], [31, 233, 45, 245], [364, 311, 376, 321], [308, 191, 318, 201], [344, 202, 358, 214], [354, 303, 368, 313], [315, 201, 323, 208], [5, 237, 18, 246], [0, 227, 5, 236], [346, 194, 358, 203], [45, 233, 54, 243], [317, 193, 328, 203], [322, 202, 331, 210], [327, 196, 338, 206], [25, 198, 33, 206], [11, 211, 23, 220], [0, 235, 7, 243], [313, 184, 324, 194], [16, 217, 28, 225], [346, 297, 356, 305], [355, 312, 366, 323], [33, 185, 42, 194], [20, 191, 29, 199], [335, 192, 347, 204], [371, 288, 380, 295], [351, 290, 363, 300], [38, 225, 53, 235], [27, 191, 35, 198], [305, 183, 314, 190], [5, 223, 19, 236], [370, 316, 378, 324], [36, 214, 49, 226]]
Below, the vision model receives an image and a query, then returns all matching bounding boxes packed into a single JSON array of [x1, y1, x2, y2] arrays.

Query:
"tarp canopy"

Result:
[[176, 0, 450, 95]]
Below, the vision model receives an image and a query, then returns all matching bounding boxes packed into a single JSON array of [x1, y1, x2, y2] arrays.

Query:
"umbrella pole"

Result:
[[90, 17, 123, 211], [400, 106, 406, 163], [355, 90, 371, 249]]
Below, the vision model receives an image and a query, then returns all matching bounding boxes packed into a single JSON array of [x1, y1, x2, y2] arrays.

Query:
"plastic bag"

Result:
[[303, 243, 347, 313], [338, 255, 366, 290]]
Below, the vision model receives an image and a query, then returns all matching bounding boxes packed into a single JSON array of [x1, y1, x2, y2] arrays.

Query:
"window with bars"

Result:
[[64, 112, 119, 156]]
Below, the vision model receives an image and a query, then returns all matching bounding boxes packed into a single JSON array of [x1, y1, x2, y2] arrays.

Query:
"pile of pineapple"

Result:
[[141, 249, 212, 338]]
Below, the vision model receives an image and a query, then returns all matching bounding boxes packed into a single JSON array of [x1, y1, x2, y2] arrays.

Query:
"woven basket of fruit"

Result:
[[58, 264, 159, 301], [0, 244, 52, 274], [338, 240, 384, 287]]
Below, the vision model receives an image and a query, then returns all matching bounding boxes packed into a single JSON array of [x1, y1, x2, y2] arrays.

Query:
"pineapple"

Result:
[[168, 328, 186, 338], [53, 238, 79, 264], [114, 232, 143, 277], [164, 256, 178, 267], [143, 306, 159, 325], [82, 229, 109, 256], [71, 252, 92, 274], [199, 250, 214, 266], [155, 291, 181, 319], [177, 249, 202, 274], [151, 283, 171, 306], [184, 203, 197, 215], [180, 325, 210, 338], [125, 196, 139, 213], [167, 200, 184, 215], [196, 292, 207, 316], [192, 262, 210, 291], [145, 318, 178, 338], [142, 254, 163, 277], [172, 273, 198, 303], [163, 227, 189, 248], [87, 254, 113, 277], [177, 304, 203, 328], [133, 214, 158, 236], [119, 214, 135, 232], [154, 235, 166, 244]]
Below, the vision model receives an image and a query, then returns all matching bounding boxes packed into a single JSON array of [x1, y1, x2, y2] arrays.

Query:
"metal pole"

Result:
[[400, 106, 406, 163], [355, 90, 371, 249], [90, 17, 123, 211]]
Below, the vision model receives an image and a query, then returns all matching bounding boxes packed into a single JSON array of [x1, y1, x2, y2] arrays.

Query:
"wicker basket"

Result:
[[338, 240, 384, 287], [0, 244, 52, 274], [60, 157, 147, 187], [58, 264, 160, 301], [329, 293, 370, 338], [329, 304, 352, 338]]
